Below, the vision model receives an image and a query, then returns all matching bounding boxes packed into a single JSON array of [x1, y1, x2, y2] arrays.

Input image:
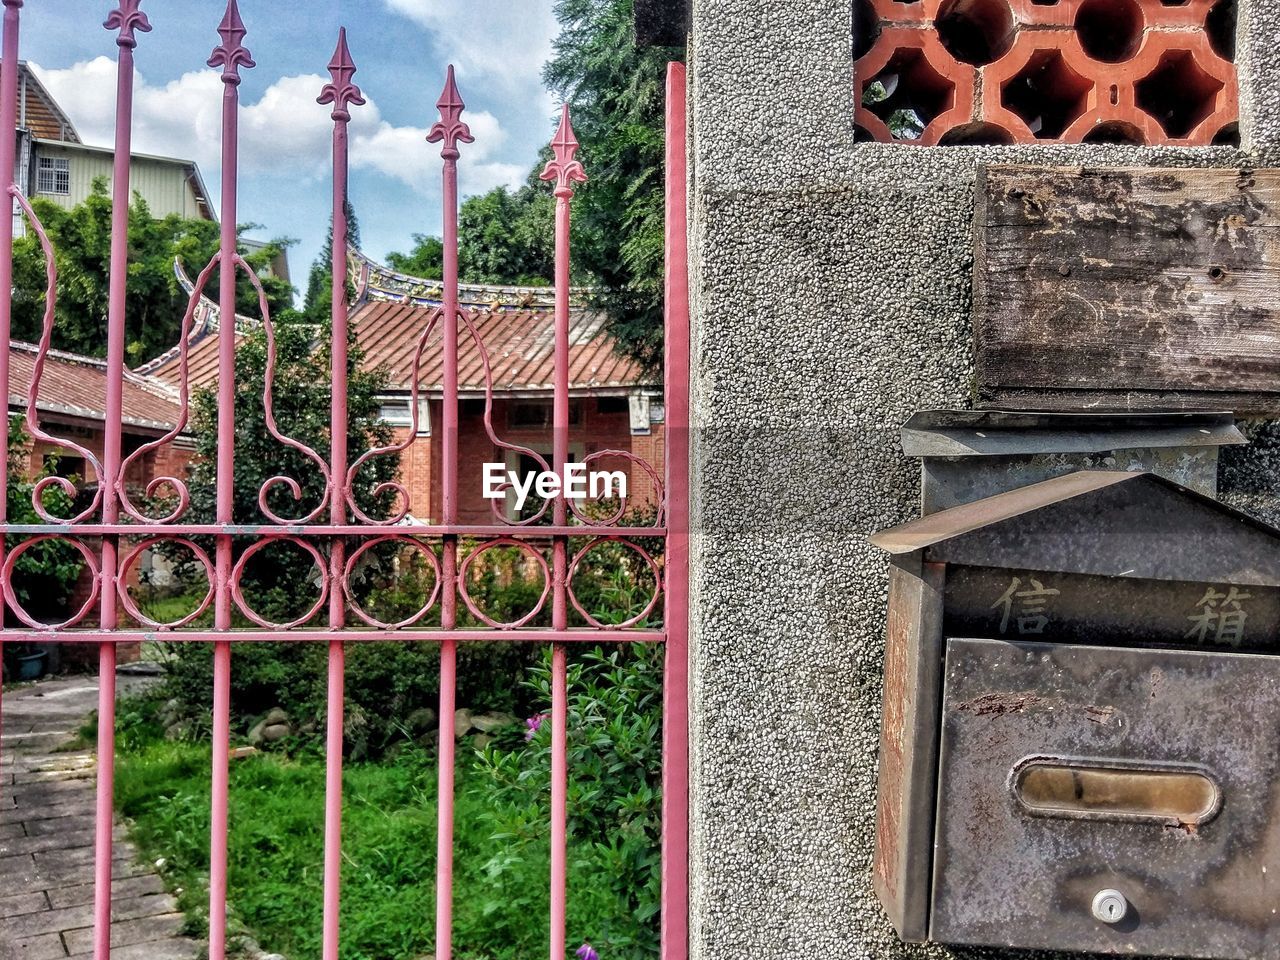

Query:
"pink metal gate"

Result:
[[0, 2, 691, 959]]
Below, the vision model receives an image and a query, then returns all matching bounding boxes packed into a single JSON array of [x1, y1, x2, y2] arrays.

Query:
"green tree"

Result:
[[457, 184, 555, 285], [180, 318, 397, 619], [385, 233, 444, 278], [11, 179, 295, 363], [159, 316, 401, 727], [544, 0, 681, 371], [382, 0, 677, 371], [302, 200, 361, 323], [384, 184, 555, 287]]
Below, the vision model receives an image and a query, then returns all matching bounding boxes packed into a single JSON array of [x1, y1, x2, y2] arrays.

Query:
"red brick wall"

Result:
[[388, 398, 665, 524]]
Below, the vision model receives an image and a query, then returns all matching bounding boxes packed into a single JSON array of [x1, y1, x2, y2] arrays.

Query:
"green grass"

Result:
[[114, 721, 647, 960]]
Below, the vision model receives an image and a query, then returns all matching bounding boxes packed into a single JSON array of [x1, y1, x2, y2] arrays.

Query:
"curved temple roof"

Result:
[[138, 251, 653, 395]]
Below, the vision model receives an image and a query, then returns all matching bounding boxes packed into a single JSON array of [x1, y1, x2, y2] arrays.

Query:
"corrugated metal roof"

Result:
[[7, 341, 181, 432], [11, 62, 80, 142]]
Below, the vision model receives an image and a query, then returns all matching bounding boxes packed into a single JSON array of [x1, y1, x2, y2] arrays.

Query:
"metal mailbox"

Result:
[[869, 469, 1280, 958]]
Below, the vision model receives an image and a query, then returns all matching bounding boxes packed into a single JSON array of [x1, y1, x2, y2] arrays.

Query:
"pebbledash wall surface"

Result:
[[684, 0, 1280, 957]]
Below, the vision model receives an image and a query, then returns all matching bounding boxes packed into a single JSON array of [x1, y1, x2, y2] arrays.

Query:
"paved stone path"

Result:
[[0, 673, 201, 960]]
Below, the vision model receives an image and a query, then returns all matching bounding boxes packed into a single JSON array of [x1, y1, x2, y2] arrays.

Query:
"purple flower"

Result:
[[525, 713, 549, 741], [575, 943, 599, 960]]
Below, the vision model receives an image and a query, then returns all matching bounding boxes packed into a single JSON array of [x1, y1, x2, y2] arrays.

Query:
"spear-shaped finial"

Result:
[[540, 104, 588, 198], [318, 27, 365, 121], [208, 0, 255, 85], [104, 0, 151, 49], [427, 65, 474, 161]]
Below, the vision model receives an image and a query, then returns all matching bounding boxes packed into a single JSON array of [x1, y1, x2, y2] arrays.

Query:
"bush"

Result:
[[473, 644, 663, 958], [3, 421, 83, 629], [151, 507, 662, 759]]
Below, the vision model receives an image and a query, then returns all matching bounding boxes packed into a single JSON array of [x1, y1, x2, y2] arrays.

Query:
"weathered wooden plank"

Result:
[[973, 165, 1280, 414]]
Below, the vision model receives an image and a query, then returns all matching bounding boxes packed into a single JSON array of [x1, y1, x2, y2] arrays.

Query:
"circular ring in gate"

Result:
[[457, 537, 550, 629], [2, 536, 101, 630], [566, 536, 662, 629], [117, 537, 215, 629], [230, 536, 329, 629], [343, 535, 442, 629]]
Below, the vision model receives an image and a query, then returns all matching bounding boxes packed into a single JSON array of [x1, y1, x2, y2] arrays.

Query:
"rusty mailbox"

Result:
[[869, 469, 1280, 959]]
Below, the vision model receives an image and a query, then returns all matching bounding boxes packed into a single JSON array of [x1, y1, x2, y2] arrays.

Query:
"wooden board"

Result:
[[973, 165, 1280, 415]]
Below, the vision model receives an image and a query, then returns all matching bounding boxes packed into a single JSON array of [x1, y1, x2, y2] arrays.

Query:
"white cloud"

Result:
[[383, 0, 559, 89], [29, 59, 526, 206]]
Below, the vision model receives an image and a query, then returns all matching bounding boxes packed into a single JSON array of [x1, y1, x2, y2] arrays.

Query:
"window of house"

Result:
[[378, 401, 411, 426], [509, 401, 581, 429], [36, 156, 70, 195], [596, 396, 629, 415]]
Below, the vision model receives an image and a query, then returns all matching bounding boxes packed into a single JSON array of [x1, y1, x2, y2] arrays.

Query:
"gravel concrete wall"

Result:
[[685, 0, 1280, 957]]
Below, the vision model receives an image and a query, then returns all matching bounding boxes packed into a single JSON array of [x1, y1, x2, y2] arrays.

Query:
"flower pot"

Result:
[[16, 651, 47, 681]]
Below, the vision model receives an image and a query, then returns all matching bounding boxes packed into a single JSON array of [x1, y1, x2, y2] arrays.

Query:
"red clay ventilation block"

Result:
[[853, 0, 1239, 145]]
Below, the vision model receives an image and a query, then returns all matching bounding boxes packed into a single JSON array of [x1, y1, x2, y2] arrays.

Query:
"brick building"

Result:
[[143, 252, 666, 524], [350, 252, 665, 523], [8, 339, 188, 489]]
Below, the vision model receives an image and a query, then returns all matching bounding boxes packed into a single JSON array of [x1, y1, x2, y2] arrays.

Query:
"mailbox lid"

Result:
[[932, 638, 1280, 959]]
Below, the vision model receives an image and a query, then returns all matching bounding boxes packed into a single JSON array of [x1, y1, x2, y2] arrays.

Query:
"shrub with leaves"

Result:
[[4, 420, 83, 622], [474, 643, 664, 959]]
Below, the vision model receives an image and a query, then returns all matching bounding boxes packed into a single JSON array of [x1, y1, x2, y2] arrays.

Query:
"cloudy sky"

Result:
[[21, 0, 562, 295]]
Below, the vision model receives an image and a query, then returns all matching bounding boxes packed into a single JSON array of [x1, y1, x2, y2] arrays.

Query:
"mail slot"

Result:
[[869, 469, 1280, 959]]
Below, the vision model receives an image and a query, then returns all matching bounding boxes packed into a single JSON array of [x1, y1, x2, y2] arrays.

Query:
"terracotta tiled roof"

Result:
[[141, 252, 653, 395], [7, 342, 181, 433], [136, 302, 225, 392], [353, 300, 648, 394]]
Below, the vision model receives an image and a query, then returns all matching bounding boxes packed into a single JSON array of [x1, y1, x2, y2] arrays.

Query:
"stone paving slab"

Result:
[[0, 675, 203, 960]]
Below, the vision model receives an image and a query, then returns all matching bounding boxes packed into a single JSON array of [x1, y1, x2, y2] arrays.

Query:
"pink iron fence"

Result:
[[0, 2, 691, 959]]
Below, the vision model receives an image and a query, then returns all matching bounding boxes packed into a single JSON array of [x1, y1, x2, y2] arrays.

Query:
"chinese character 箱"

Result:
[[1185, 586, 1251, 646], [991, 576, 1061, 635]]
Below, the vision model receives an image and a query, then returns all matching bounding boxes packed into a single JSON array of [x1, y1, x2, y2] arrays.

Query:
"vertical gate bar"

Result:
[[0, 0, 23, 828], [95, 5, 150, 957], [207, 5, 254, 957], [541, 103, 586, 960], [427, 65, 471, 960], [319, 29, 363, 960], [660, 61, 691, 960], [549, 641, 568, 960]]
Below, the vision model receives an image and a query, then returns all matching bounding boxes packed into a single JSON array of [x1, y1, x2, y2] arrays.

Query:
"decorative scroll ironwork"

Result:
[[11, 188, 105, 524], [117, 253, 219, 524]]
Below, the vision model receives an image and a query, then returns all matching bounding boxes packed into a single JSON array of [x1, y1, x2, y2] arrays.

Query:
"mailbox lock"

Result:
[[1092, 889, 1128, 924]]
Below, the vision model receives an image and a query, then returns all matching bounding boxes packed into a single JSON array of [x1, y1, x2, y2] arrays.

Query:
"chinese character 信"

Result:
[[1185, 586, 1251, 646], [991, 576, 1061, 635]]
